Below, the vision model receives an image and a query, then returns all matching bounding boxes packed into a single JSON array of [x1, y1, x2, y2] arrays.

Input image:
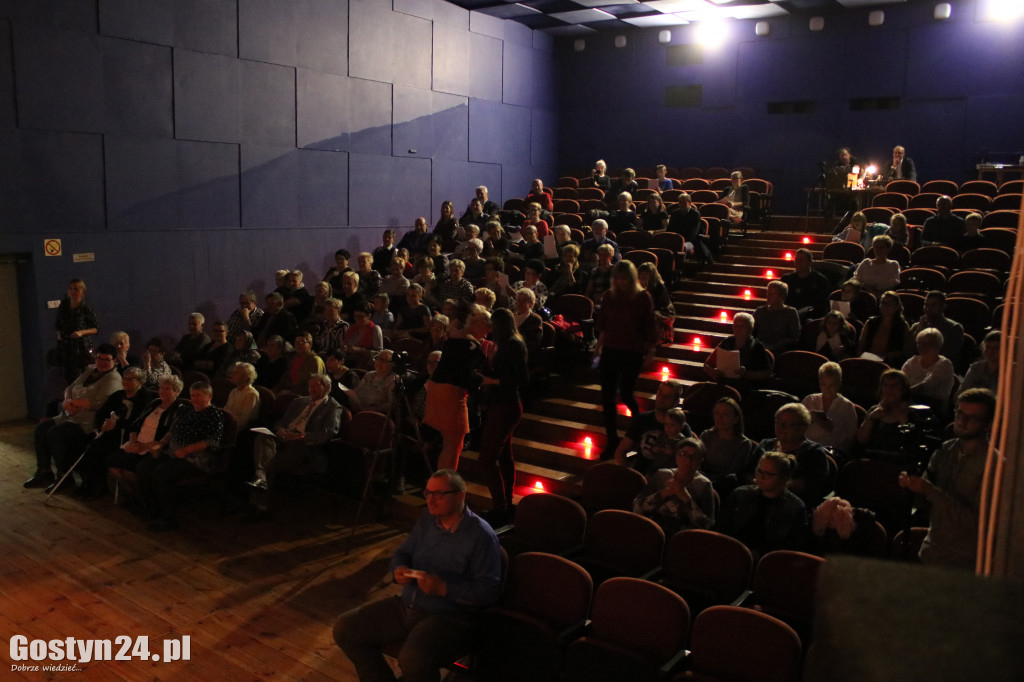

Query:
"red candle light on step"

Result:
[[802, 236, 811, 244], [693, 336, 702, 351], [533, 480, 545, 492], [660, 365, 671, 381], [765, 269, 774, 279], [743, 289, 752, 301], [582, 436, 593, 459], [784, 252, 793, 261], [719, 310, 729, 323]]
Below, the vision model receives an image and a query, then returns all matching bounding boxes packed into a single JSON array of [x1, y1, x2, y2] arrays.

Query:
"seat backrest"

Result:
[[745, 178, 771, 194], [549, 294, 594, 323], [584, 510, 666, 576], [502, 552, 593, 629], [910, 244, 959, 269], [254, 385, 276, 425], [822, 241, 864, 264], [624, 249, 658, 267], [679, 166, 703, 179], [698, 202, 729, 219], [896, 292, 925, 321], [556, 176, 579, 188], [344, 410, 394, 450], [951, 192, 991, 211], [581, 463, 646, 514], [704, 166, 729, 179], [773, 351, 828, 390], [948, 270, 1003, 299], [751, 550, 825, 625], [211, 377, 234, 408], [838, 358, 888, 392], [979, 227, 1018, 254], [590, 577, 689, 662], [650, 231, 684, 252], [871, 192, 908, 210], [217, 407, 238, 448], [886, 180, 919, 195], [981, 210, 1021, 229], [553, 199, 580, 213], [958, 179, 998, 197], [662, 529, 753, 600], [901, 207, 935, 224], [689, 606, 802, 682], [576, 187, 604, 200], [691, 189, 720, 204], [616, 230, 651, 250], [959, 247, 1011, 273], [898, 267, 947, 292], [513, 493, 587, 555], [990, 193, 1022, 211], [945, 296, 992, 340], [861, 206, 895, 224], [921, 180, 958, 196], [909, 192, 944, 209]]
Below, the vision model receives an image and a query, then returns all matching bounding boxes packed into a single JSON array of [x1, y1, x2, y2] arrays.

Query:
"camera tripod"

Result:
[[348, 370, 433, 550]]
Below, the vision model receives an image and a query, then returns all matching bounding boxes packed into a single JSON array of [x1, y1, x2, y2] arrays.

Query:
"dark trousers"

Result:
[[137, 456, 202, 523], [333, 596, 476, 682], [598, 347, 644, 446], [78, 430, 122, 489], [478, 400, 522, 512], [34, 419, 92, 475]]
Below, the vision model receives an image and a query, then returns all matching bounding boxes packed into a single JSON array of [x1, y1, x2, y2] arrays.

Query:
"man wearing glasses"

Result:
[[333, 469, 501, 682], [899, 388, 996, 570]]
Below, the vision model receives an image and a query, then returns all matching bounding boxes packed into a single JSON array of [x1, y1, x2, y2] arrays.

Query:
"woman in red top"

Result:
[[525, 178, 553, 212], [595, 261, 656, 458], [521, 203, 550, 239]]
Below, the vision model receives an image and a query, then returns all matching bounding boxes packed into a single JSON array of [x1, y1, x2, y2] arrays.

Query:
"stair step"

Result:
[[516, 413, 624, 451], [460, 450, 583, 498]]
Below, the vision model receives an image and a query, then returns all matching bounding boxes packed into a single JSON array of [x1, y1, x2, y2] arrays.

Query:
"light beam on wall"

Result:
[[978, 0, 1024, 22], [694, 21, 728, 47]]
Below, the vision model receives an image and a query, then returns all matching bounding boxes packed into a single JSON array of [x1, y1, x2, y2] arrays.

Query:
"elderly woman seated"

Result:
[[856, 369, 912, 456], [73, 366, 152, 500], [27, 343, 123, 493], [802, 362, 859, 458], [136, 381, 223, 531], [141, 338, 173, 390], [225, 362, 261, 428], [901, 327, 955, 415], [107, 374, 189, 487], [633, 438, 716, 536]]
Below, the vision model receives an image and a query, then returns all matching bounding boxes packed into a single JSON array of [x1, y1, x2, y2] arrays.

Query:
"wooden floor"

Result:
[[0, 420, 413, 681]]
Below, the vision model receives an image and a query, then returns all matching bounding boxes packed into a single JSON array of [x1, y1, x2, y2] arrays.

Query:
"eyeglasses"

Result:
[[755, 468, 782, 478], [424, 489, 460, 499]]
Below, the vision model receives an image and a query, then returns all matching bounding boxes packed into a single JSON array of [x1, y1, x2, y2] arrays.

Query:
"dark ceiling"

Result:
[[449, 0, 908, 36]]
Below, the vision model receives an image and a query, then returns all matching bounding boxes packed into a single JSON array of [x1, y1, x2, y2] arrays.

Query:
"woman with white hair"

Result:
[[106, 373, 188, 480], [902, 327, 955, 414], [225, 362, 260, 428], [802, 362, 858, 457]]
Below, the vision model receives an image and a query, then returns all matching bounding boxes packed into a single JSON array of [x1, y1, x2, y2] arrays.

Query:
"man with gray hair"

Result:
[[245, 373, 343, 521], [755, 402, 831, 508], [173, 312, 211, 371], [227, 290, 264, 341], [581, 218, 621, 263], [753, 280, 802, 354], [333, 469, 501, 682]]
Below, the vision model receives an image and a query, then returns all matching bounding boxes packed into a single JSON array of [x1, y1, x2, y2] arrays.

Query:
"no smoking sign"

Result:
[[44, 238, 62, 257]]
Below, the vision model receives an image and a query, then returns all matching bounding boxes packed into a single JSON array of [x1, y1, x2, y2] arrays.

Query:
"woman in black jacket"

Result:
[[476, 309, 529, 525], [106, 374, 189, 476]]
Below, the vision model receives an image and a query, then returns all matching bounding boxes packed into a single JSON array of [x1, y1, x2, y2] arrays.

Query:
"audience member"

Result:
[[606, 192, 639, 234], [902, 327, 955, 415], [141, 338, 172, 390], [106, 374, 187, 482], [596, 261, 656, 459], [908, 290, 964, 361], [173, 312, 211, 371], [435, 260, 476, 304], [638, 262, 675, 345], [476, 309, 529, 525], [473, 288, 496, 312], [511, 225, 545, 262], [511, 259, 549, 309], [584, 244, 615, 303], [355, 253, 382, 297], [832, 211, 871, 248], [639, 194, 669, 232], [275, 331, 326, 395], [245, 374, 343, 522], [920, 195, 965, 247], [524, 178, 553, 212], [653, 164, 674, 192], [372, 230, 397, 273], [718, 451, 808, 557], [953, 212, 986, 254], [225, 362, 261, 429], [802, 362, 858, 457], [222, 331, 261, 377], [512, 288, 543, 355], [881, 145, 916, 182], [589, 159, 611, 194], [612, 379, 690, 466], [307, 281, 333, 326], [467, 185, 499, 219], [191, 320, 230, 376], [580, 219, 621, 264], [610, 168, 639, 199], [397, 217, 432, 254], [343, 303, 385, 355], [522, 203, 550, 240], [853, 235, 901, 295], [136, 381, 223, 531], [753, 280, 801, 353], [313, 299, 348, 356], [813, 310, 857, 361], [899, 388, 995, 570], [323, 249, 353, 296], [325, 349, 360, 406], [54, 278, 100, 383], [756, 403, 831, 508], [381, 258, 411, 304], [857, 290, 910, 366], [634, 438, 716, 536], [545, 243, 585, 296], [460, 199, 489, 233], [282, 270, 314, 322], [699, 397, 761, 499], [332, 469, 501, 682], [253, 292, 298, 347], [781, 249, 831, 318], [718, 171, 749, 224], [703, 312, 774, 392], [392, 285, 432, 340], [109, 331, 138, 374], [959, 330, 1000, 395], [885, 213, 909, 249], [857, 369, 911, 455], [461, 240, 487, 282], [28, 344, 123, 491], [254, 336, 288, 389], [338, 272, 367, 325], [668, 193, 712, 264]]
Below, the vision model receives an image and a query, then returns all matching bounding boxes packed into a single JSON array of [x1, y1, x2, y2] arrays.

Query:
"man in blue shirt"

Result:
[[333, 470, 501, 682]]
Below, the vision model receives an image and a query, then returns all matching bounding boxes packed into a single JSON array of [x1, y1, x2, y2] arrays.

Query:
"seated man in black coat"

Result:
[[668, 193, 712, 264], [753, 403, 831, 509], [781, 248, 831, 319]]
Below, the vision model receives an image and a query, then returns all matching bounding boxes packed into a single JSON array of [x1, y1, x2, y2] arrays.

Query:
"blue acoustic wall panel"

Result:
[[0, 129, 105, 233], [0, 20, 14, 128], [297, 148, 349, 227], [174, 0, 237, 57], [13, 25, 105, 133], [504, 18, 533, 48], [240, 60, 296, 147], [239, 0, 350, 75], [349, 1, 431, 89], [393, 0, 433, 22], [174, 49, 240, 143], [469, 32, 503, 103], [349, 153, 430, 228], [101, 37, 174, 137], [241, 145, 299, 228], [98, 0, 175, 45], [1, 0, 97, 32], [432, 159, 501, 217], [502, 40, 533, 108], [469, 99, 530, 166], [469, 11, 503, 41], [432, 0, 469, 29], [297, 71, 392, 154], [736, 35, 843, 103], [433, 24, 471, 97], [393, 85, 468, 161], [295, 0, 349, 75], [104, 135, 180, 231], [965, 95, 1024, 162], [531, 109, 557, 170], [177, 140, 240, 229], [238, 0, 298, 66]]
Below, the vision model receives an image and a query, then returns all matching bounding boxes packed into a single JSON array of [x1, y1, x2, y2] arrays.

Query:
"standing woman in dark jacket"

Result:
[[55, 278, 99, 384], [476, 309, 529, 524], [422, 307, 492, 471], [595, 261, 656, 458]]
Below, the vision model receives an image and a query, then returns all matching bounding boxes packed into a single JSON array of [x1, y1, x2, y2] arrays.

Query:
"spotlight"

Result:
[[695, 21, 728, 47]]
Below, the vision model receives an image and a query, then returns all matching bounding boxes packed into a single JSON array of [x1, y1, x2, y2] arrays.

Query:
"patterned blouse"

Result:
[[164, 405, 223, 473]]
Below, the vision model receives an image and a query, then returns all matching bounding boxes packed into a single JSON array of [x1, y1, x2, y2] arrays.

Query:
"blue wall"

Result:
[[0, 0, 558, 415], [557, 0, 1024, 214]]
